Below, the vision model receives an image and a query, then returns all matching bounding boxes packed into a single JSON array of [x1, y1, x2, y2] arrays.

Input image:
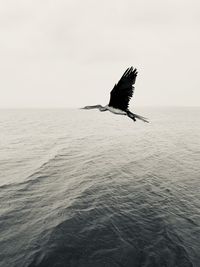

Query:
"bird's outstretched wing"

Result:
[[108, 67, 138, 111]]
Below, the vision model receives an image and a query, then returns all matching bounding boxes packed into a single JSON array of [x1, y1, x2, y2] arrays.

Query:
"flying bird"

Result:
[[82, 67, 149, 123]]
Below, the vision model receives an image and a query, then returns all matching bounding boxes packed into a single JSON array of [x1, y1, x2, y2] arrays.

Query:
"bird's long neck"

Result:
[[82, 105, 107, 111]]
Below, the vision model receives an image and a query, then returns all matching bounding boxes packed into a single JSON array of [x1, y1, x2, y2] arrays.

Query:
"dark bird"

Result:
[[82, 67, 149, 123]]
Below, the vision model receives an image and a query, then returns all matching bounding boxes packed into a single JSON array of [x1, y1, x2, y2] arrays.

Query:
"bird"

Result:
[[82, 67, 149, 123]]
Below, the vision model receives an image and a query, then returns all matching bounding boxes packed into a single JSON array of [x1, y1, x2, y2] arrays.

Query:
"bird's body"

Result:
[[82, 67, 149, 123], [106, 105, 127, 115]]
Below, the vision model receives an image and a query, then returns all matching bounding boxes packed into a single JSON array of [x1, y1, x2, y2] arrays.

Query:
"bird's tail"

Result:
[[127, 111, 149, 123]]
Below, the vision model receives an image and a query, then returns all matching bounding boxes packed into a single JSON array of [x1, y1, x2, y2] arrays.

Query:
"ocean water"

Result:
[[0, 108, 199, 267]]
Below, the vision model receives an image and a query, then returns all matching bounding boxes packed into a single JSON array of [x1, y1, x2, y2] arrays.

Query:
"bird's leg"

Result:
[[127, 110, 137, 122]]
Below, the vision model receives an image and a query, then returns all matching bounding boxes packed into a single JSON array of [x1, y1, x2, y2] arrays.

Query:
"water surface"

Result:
[[0, 108, 199, 267]]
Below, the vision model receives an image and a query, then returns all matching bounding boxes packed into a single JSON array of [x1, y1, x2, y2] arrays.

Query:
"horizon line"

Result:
[[0, 105, 200, 109]]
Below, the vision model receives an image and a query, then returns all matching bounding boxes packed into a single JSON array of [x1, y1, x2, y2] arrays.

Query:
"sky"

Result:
[[0, 0, 200, 108]]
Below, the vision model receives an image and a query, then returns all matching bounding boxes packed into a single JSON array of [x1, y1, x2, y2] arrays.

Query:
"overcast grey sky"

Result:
[[0, 0, 199, 108]]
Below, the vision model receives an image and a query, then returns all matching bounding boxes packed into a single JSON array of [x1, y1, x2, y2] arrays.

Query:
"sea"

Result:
[[0, 107, 199, 267]]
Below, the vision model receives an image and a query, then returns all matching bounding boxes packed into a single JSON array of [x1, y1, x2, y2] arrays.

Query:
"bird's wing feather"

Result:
[[108, 67, 138, 111]]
